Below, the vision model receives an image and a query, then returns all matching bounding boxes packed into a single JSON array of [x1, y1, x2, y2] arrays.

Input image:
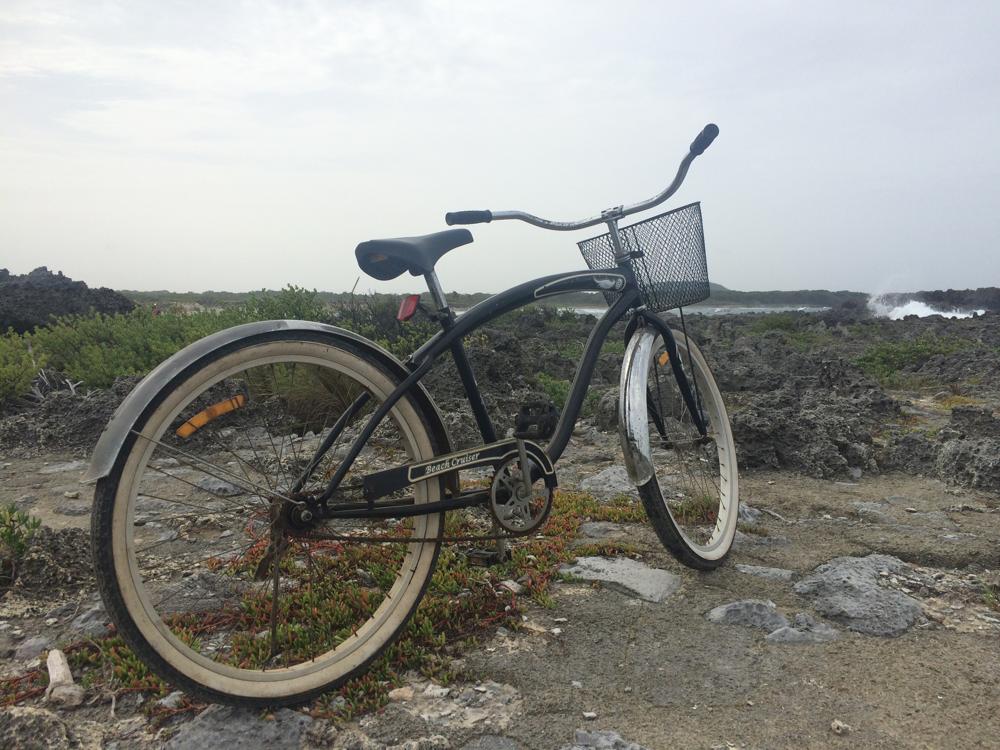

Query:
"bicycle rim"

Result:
[[643, 330, 738, 562]]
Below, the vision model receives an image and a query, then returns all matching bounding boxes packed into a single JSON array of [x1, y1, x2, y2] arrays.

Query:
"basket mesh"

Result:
[[577, 202, 709, 312]]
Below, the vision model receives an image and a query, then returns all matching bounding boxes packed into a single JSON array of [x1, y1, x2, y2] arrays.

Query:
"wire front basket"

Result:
[[577, 202, 709, 312]]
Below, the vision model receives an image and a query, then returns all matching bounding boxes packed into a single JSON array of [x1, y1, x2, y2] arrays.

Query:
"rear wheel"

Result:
[[636, 328, 739, 570], [92, 334, 444, 705]]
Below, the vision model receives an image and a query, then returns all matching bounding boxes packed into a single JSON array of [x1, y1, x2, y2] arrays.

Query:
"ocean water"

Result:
[[564, 299, 988, 319], [564, 305, 829, 317]]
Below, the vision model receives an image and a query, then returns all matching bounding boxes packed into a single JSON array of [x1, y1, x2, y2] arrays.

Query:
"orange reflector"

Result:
[[658, 352, 670, 367], [397, 294, 421, 322], [176, 394, 246, 439]]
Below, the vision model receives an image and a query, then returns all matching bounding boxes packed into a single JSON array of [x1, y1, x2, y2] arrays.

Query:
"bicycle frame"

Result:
[[302, 260, 707, 519], [297, 124, 726, 519]]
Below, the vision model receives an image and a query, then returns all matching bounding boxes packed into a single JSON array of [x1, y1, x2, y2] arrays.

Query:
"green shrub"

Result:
[[0, 288, 435, 402], [333, 294, 438, 359], [748, 312, 799, 335], [536, 372, 571, 409], [856, 335, 972, 384], [237, 285, 330, 323], [27, 307, 236, 388], [0, 335, 38, 401], [0, 504, 41, 586], [18, 286, 332, 390]]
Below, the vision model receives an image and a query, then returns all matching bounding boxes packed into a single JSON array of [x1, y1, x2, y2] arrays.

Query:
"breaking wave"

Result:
[[867, 296, 985, 320]]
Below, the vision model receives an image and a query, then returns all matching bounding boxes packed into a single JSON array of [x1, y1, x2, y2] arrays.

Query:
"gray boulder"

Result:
[[793, 554, 922, 636], [166, 705, 312, 750]]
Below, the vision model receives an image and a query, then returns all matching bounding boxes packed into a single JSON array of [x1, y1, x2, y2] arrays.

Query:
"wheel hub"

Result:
[[280, 493, 322, 532]]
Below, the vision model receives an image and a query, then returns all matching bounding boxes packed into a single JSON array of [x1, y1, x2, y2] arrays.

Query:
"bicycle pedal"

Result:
[[513, 401, 559, 441], [465, 547, 511, 567]]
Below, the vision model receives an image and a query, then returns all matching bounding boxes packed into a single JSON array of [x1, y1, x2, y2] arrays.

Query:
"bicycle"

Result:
[[83, 124, 737, 706]]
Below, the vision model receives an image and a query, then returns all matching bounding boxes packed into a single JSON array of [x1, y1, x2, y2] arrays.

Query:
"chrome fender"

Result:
[[83, 320, 451, 484], [617, 326, 661, 485]]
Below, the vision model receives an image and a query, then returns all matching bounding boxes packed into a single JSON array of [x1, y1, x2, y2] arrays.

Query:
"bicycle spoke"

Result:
[[132, 430, 289, 505]]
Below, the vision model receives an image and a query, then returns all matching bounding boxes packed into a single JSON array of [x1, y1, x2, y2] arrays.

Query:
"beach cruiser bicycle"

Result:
[[84, 124, 737, 705]]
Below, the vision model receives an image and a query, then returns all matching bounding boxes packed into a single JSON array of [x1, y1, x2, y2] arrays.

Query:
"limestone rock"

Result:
[[734, 564, 795, 581], [705, 600, 789, 631], [579, 467, 636, 500], [14, 635, 52, 661], [0, 706, 73, 749], [165, 705, 312, 749], [44, 650, 85, 708], [559, 557, 680, 603], [793, 554, 923, 636], [766, 613, 840, 643]]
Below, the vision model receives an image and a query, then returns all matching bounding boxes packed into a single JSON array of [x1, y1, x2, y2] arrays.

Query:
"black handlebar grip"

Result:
[[445, 210, 493, 226], [689, 123, 720, 156]]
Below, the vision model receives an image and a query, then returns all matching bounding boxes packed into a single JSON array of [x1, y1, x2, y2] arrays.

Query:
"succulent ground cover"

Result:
[[0, 490, 642, 722]]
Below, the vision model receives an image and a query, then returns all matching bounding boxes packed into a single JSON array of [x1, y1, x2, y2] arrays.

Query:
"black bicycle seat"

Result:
[[355, 228, 473, 280]]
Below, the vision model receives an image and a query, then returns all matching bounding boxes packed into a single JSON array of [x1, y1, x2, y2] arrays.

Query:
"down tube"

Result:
[[545, 288, 639, 464]]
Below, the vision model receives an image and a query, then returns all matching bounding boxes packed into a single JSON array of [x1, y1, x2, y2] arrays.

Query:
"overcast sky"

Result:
[[2, 1, 998, 295]]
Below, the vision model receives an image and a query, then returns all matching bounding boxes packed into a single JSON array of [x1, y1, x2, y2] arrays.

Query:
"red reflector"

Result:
[[397, 294, 421, 322]]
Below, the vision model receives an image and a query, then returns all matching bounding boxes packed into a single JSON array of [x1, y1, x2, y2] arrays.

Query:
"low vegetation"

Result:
[[0, 490, 643, 718], [0, 504, 41, 587], [0, 287, 440, 402], [855, 335, 973, 385], [1, 287, 597, 405]]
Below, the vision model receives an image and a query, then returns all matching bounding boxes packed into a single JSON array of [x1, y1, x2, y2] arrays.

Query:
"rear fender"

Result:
[[83, 320, 452, 484]]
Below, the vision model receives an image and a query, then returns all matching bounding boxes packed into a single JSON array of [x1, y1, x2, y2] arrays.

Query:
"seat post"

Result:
[[424, 271, 449, 312]]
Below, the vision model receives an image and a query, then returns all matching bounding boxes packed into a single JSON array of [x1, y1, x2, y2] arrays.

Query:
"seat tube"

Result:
[[424, 271, 449, 312], [423, 269, 497, 444]]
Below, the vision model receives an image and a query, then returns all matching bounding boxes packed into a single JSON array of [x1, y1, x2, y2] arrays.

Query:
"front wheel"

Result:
[[629, 327, 739, 570], [91, 333, 445, 706]]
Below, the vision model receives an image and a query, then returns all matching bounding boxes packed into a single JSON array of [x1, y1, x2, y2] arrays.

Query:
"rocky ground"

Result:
[[1, 308, 999, 748]]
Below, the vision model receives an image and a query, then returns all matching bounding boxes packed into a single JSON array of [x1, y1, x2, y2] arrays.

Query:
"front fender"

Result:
[[617, 327, 659, 485], [83, 320, 451, 484]]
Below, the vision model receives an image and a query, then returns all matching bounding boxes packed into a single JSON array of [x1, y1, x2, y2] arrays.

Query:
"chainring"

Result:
[[488, 457, 552, 534]]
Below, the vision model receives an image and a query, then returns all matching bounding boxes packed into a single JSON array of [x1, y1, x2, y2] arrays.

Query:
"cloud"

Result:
[[1, 1, 998, 293]]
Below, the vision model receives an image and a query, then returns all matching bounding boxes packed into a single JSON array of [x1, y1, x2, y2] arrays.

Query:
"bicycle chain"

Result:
[[293, 525, 543, 545]]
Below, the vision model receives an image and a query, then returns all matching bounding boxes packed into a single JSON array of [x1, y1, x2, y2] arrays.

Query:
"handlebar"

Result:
[[444, 210, 493, 226], [689, 123, 719, 156], [446, 123, 718, 232]]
